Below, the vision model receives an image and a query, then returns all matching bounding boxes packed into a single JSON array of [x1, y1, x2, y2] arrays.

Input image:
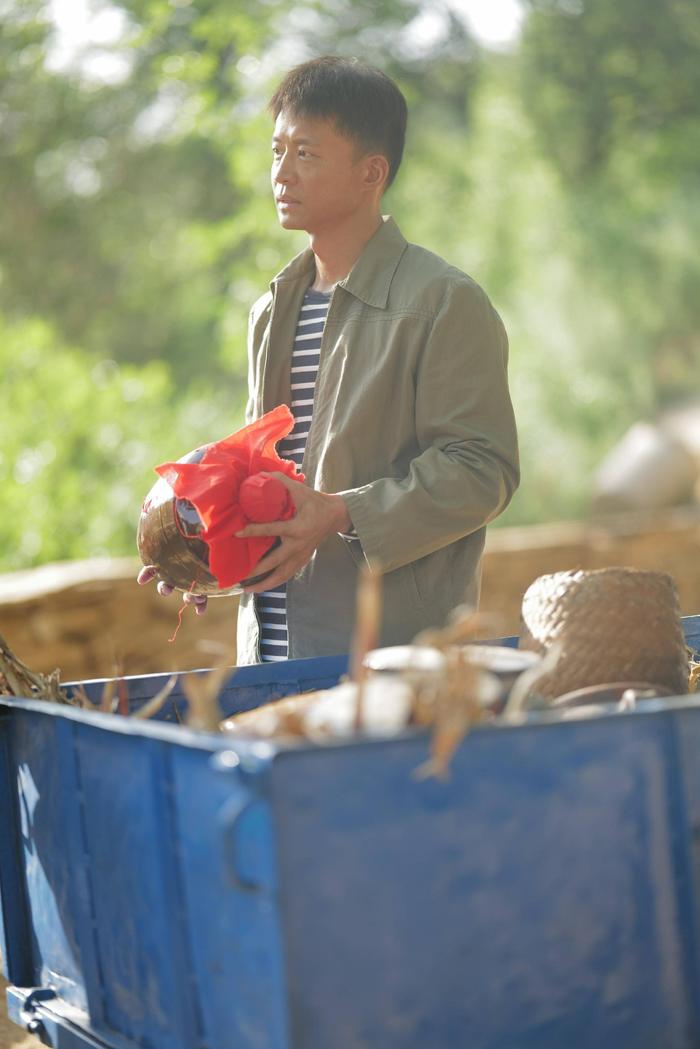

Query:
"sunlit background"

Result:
[[3, 0, 699, 571]]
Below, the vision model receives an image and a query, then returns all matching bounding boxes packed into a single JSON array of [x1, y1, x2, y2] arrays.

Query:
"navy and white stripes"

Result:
[[257, 287, 331, 662]]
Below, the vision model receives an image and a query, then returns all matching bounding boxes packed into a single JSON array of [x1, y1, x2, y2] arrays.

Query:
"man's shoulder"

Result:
[[392, 240, 489, 314]]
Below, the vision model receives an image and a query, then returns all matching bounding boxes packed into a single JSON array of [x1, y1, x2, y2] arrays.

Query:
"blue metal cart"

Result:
[[1, 617, 699, 1048]]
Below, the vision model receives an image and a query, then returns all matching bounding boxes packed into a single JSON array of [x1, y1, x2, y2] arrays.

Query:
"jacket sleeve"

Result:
[[337, 279, 520, 574]]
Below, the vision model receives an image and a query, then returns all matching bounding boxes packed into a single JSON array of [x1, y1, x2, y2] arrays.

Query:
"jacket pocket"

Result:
[[344, 539, 422, 609]]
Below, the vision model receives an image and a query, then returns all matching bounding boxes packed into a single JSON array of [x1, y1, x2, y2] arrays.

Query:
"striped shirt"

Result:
[[257, 287, 331, 662]]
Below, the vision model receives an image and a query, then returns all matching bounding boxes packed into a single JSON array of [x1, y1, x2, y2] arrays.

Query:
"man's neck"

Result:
[[308, 211, 383, 294]]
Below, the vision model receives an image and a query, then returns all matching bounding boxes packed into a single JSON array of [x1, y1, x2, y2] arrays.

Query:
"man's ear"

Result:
[[364, 154, 390, 193]]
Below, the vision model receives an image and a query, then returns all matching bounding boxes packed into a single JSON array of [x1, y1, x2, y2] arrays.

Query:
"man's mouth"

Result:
[[277, 197, 300, 206]]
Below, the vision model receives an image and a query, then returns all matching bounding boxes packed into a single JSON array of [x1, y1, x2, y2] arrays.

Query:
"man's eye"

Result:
[[298, 149, 309, 158]]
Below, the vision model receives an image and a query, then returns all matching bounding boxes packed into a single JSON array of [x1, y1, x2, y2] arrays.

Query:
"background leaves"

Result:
[[2, 0, 698, 568]]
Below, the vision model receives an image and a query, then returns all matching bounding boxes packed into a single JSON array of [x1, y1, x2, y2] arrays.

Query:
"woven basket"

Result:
[[519, 568, 689, 699]]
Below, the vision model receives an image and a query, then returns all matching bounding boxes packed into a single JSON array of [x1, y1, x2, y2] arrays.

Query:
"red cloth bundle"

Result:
[[155, 405, 303, 588]]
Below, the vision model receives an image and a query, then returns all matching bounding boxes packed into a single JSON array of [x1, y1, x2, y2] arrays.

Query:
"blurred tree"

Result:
[[2, 0, 698, 568], [0, 0, 481, 386], [0, 0, 488, 567], [520, 0, 700, 183], [0, 312, 243, 569], [519, 0, 700, 408], [0, 2, 257, 387]]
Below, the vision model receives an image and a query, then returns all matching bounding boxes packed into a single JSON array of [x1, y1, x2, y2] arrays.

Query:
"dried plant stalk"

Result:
[[502, 643, 563, 720], [99, 678, 117, 713], [349, 566, 383, 731], [183, 665, 233, 731], [414, 607, 497, 652], [134, 675, 179, 720], [689, 653, 700, 694], [414, 647, 485, 780], [412, 608, 498, 779], [0, 630, 72, 705]]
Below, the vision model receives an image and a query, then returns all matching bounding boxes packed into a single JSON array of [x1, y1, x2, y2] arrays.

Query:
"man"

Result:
[[140, 56, 519, 664]]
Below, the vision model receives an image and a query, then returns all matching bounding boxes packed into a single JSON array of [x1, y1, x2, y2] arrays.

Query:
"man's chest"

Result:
[[252, 304, 432, 485]]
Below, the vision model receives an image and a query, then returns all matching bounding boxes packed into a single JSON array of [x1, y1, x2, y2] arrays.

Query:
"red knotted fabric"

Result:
[[155, 404, 303, 589]]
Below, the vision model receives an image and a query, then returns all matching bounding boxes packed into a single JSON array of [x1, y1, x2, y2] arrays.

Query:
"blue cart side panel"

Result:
[[686, 615, 700, 654], [0, 617, 699, 1049], [166, 744, 289, 1049], [0, 719, 33, 985], [7, 713, 95, 1015], [271, 712, 700, 1049], [70, 726, 201, 1049], [3, 717, 292, 1049], [72, 654, 349, 723], [6, 986, 114, 1049]]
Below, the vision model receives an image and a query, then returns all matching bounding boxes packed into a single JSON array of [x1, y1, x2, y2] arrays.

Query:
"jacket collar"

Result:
[[270, 215, 408, 310]]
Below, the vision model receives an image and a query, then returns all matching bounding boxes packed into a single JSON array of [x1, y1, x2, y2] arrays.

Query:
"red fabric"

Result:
[[155, 405, 303, 588], [239, 473, 293, 522]]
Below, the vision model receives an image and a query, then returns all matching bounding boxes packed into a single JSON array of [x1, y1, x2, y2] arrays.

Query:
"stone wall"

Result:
[[1, 505, 698, 683], [0, 558, 239, 682], [481, 505, 700, 636]]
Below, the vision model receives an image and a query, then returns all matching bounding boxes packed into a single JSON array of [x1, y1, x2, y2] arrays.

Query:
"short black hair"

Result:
[[268, 56, 407, 189]]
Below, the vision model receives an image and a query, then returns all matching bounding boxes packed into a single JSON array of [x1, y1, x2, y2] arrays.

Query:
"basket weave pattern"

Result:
[[519, 568, 689, 699]]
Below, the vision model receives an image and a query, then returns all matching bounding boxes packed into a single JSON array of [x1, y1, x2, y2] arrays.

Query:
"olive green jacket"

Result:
[[236, 216, 519, 664]]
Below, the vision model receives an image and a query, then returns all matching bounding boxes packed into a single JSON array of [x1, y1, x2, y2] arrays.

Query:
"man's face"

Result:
[[271, 110, 371, 234]]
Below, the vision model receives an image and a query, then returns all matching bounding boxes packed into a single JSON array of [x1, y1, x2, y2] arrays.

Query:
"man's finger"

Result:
[[259, 471, 308, 505], [182, 590, 206, 605], [236, 520, 296, 539], [250, 543, 287, 572], [244, 547, 303, 592], [183, 591, 208, 614]]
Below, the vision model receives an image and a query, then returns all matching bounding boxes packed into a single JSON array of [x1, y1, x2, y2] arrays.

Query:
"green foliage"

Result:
[[0, 315, 244, 569], [0, 0, 267, 381], [391, 65, 661, 527], [520, 0, 700, 184], [1, 0, 699, 568], [518, 0, 700, 421]]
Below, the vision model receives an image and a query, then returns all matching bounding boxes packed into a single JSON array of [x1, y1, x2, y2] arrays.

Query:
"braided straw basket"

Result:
[[519, 568, 689, 700]]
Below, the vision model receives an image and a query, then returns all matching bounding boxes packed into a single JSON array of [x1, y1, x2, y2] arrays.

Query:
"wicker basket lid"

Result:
[[518, 568, 689, 699]]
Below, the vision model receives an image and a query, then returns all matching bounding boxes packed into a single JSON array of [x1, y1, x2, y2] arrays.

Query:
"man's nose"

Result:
[[273, 151, 295, 184]]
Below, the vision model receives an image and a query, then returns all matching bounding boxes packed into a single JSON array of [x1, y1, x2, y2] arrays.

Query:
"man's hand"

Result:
[[136, 565, 208, 614], [235, 472, 351, 594]]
